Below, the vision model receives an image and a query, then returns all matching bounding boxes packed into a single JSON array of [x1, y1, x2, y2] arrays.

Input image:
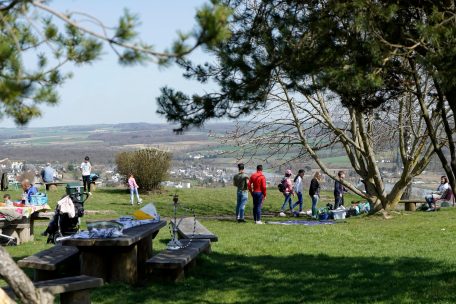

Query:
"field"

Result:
[[3, 187, 456, 303]]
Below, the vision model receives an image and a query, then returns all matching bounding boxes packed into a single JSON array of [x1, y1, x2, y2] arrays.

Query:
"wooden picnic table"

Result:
[[0, 209, 52, 244], [61, 220, 166, 285]]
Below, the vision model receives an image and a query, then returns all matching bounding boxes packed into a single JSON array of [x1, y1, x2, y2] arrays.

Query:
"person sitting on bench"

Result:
[[425, 176, 450, 211], [41, 163, 55, 183], [21, 179, 38, 204]]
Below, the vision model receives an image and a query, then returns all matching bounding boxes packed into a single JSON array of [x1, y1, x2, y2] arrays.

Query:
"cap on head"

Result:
[[238, 163, 244, 170], [84, 156, 90, 161]]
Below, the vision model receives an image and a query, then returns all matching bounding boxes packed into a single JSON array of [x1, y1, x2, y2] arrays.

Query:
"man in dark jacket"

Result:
[[334, 171, 348, 209]]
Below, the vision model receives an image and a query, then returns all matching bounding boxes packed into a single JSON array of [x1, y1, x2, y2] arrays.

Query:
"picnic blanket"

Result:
[[0, 204, 51, 221], [267, 220, 336, 226], [71, 218, 160, 239]]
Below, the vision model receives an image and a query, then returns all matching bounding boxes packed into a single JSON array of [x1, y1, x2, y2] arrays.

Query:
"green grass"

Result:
[[3, 187, 456, 303]]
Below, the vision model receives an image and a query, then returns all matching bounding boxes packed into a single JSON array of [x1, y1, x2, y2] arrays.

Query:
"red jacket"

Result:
[[249, 171, 267, 197]]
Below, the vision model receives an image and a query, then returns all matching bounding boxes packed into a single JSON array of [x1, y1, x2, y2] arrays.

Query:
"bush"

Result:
[[116, 148, 171, 191]]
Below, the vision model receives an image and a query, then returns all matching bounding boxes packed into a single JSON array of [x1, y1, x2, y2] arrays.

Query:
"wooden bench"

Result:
[[398, 199, 426, 211], [172, 218, 218, 242], [147, 239, 211, 281], [3, 275, 103, 304], [18, 245, 80, 281]]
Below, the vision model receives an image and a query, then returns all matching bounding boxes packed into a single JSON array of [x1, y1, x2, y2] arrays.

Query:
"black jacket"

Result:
[[309, 178, 320, 196]]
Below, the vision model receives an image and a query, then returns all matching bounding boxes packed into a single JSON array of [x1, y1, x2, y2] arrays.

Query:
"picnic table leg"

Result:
[[80, 251, 109, 282], [137, 235, 153, 279], [110, 245, 138, 284]]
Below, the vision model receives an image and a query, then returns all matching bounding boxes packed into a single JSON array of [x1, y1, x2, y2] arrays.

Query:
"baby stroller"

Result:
[[44, 184, 89, 244]]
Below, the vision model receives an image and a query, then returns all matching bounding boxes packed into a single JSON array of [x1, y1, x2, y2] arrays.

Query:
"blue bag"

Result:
[[29, 193, 48, 206]]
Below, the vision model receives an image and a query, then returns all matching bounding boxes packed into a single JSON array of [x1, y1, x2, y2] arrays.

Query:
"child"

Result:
[[3, 194, 13, 206], [279, 169, 294, 216], [128, 174, 142, 205]]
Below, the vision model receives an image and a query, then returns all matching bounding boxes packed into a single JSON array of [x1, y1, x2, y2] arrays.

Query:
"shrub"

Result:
[[116, 148, 171, 191]]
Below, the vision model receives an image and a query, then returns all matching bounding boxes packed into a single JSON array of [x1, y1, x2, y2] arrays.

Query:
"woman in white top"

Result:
[[425, 175, 450, 210], [292, 169, 305, 215], [80, 156, 92, 194]]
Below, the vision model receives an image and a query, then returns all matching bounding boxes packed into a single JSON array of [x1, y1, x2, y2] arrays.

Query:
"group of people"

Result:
[[233, 163, 349, 224]]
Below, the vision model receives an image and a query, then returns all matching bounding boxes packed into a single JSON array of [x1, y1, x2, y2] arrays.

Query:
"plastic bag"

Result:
[[133, 203, 160, 220]]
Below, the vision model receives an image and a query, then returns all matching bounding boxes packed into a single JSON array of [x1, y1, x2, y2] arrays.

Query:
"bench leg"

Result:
[[34, 269, 57, 281], [60, 290, 91, 304], [405, 202, 416, 212], [153, 268, 185, 282]]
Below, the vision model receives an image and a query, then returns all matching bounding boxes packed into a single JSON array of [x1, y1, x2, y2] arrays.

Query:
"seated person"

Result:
[[21, 179, 38, 204], [425, 176, 450, 210], [41, 163, 55, 183], [3, 194, 13, 206]]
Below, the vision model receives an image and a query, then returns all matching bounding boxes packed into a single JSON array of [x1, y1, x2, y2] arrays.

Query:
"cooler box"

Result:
[[332, 209, 346, 220]]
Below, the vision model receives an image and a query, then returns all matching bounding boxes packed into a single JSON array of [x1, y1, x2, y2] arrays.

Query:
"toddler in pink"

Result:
[[128, 174, 142, 205]]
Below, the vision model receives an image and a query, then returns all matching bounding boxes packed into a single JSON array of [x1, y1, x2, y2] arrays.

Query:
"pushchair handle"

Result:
[[69, 192, 89, 203]]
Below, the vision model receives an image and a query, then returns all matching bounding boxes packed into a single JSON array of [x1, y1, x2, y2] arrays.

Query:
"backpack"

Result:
[[278, 178, 286, 193]]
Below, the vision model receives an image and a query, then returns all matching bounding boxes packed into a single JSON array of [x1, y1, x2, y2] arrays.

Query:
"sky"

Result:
[[2, 0, 212, 128]]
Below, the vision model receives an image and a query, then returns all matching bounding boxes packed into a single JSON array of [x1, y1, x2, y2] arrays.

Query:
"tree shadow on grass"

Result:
[[92, 252, 456, 304]]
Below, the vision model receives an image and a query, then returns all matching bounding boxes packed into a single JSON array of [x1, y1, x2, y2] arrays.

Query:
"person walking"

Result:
[[334, 170, 348, 209], [80, 156, 92, 195], [128, 173, 143, 205], [233, 163, 249, 222], [292, 169, 305, 215], [309, 171, 322, 218], [279, 169, 294, 217], [249, 165, 267, 224]]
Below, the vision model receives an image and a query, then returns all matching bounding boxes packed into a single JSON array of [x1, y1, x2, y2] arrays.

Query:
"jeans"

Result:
[[425, 193, 439, 208], [252, 192, 263, 222], [130, 188, 141, 204], [236, 190, 248, 219], [281, 193, 293, 212], [311, 194, 319, 216], [334, 195, 344, 209], [292, 192, 303, 211], [82, 175, 91, 192]]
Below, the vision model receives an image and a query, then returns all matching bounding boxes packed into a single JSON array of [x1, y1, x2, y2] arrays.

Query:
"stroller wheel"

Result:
[[50, 231, 63, 244]]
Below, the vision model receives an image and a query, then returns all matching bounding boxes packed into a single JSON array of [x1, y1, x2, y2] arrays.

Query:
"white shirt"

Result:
[[294, 176, 303, 193], [80, 161, 92, 176], [437, 182, 449, 194]]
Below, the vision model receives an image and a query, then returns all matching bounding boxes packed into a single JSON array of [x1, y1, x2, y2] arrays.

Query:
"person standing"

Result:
[[128, 173, 143, 205], [334, 171, 348, 209], [292, 169, 305, 215], [309, 171, 322, 218], [41, 163, 55, 183], [279, 169, 294, 217], [249, 165, 267, 224], [233, 163, 250, 223], [80, 156, 92, 195]]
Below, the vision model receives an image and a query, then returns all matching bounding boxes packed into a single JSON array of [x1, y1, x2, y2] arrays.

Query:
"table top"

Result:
[[61, 220, 166, 247]]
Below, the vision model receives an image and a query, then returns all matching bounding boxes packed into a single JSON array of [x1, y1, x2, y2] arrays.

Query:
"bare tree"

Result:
[[217, 71, 442, 211], [0, 247, 54, 304]]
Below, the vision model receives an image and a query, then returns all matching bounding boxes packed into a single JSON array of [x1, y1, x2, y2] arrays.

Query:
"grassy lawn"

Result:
[[3, 186, 456, 303]]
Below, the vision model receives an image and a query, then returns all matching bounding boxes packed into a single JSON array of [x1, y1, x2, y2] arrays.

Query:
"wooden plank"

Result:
[[398, 200, 426, 204], [172, 218, 218, 242], [18, 246, 79, 271], [61, 220, 166, 247], [34, 275, 103, 295], [147, 239, 210, 269]]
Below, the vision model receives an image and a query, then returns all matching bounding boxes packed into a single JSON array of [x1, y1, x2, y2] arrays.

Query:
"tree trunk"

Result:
[[0, 247, 54, 304]]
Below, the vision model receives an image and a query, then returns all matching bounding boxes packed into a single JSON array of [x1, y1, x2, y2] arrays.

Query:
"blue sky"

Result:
[[3, 0, 212, 128]]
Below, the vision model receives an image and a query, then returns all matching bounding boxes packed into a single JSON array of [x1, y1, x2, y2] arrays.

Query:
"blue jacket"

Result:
[[26, 185, 38, 202]]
